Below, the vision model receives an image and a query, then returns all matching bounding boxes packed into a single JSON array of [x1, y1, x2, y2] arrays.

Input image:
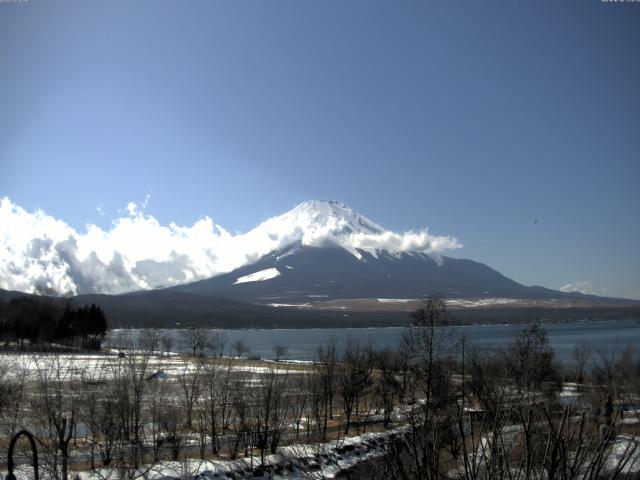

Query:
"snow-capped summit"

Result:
[[282, 200, 385, 237], [237, 200, 460, 262], [245, 200, 385, 258]]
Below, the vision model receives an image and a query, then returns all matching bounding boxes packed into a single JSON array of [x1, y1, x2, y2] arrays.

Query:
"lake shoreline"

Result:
[[110, 312, 640, 330], [106, 318, 640, 363]]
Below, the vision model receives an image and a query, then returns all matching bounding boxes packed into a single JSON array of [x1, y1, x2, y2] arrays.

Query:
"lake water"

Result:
[[106, 318, 640, 364]]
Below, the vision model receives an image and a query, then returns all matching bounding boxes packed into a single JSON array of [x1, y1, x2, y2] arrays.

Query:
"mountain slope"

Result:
[[169, 243, 590, 304]]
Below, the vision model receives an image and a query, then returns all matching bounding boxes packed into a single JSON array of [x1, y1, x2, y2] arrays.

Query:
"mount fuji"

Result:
[[212, 199, 461, 268], [167, 200, 597, 307]]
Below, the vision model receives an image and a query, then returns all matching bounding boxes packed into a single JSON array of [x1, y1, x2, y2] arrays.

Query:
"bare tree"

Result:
[[33, 356, 82, 480], [509, 319, 560, 401], [289, 370, 310, 440], [272, 344, 288, 362], [0, 356, 29, 440], [158, 390, 184, 462], [139, 329, 160, 353], [108, 339, 154, 473], [232, 339, 249, 358], [384, 296, 455, 480], [229, 372, 252, 460], [252, 368, 288, 463], [210, 330, 228, 357], [218, 356, 236, 433], [307, 365, 326, 441], [317, 338, 338, 441], [572, 342, 591, 392], [181, 327, 210, 356], [374, 348, 400, 428], [78, 360, 107, 471], [202, 361, 222, 454], [178, 361, 203, 429], [160, 333, 174, 356], [338, 339, 372, 434], [147, 366, 169, 463]]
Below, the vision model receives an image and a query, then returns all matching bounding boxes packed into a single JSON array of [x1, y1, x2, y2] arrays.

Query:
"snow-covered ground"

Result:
[[605, 434, 640, 475], [446, 298, 520, 308], [0, 352, 303, 381], [6, 428, 402, 480], [375, 297, 523, 307], [268, 303, 313, 308], [376, 298, 414, 303]]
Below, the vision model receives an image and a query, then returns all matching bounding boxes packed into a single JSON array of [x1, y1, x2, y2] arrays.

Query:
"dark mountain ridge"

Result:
[[168, 244, 607, 304]]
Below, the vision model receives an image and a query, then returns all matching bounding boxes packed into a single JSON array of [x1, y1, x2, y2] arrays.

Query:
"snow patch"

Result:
[[234, 268, 281, 284], [377, 298, 414, 303], [268, 303, 313, 308], [446, 298, 520, 308]]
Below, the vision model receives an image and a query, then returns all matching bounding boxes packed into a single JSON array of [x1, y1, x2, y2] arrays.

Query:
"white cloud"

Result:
[[560, 281, 595, 295], [0, 197, 463, 295], [125, 201, 138, 216], [0, 197, 228, 295], [349, 230, 462, 255]]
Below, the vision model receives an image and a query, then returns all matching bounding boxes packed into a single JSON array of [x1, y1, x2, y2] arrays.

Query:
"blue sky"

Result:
[[1, 0, 639, 298]]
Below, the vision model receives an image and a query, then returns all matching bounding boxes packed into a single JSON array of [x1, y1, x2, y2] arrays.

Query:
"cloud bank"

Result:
[[0, 197, 463, 295], [349, 230, 461, 256], [560, 281, 595, 295]]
